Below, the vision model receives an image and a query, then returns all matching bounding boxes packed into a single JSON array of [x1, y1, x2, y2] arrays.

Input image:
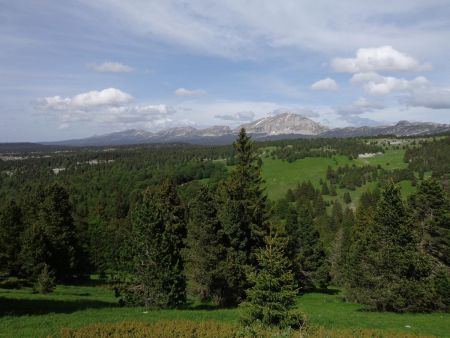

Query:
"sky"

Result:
[[1, 0, 450, 142]]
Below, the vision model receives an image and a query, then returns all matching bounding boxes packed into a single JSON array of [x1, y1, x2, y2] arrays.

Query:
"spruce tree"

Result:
[[184, 186, 226, 302], [241, 228, 304, 329], [20, 184, 79, 281], [218, 128, 269, 305], [343, 191, 352, 204], [128, 179, 187, 308], [346, 182, 436, 312], [409, 179, 450, 266], [296, 206, 330, 289]]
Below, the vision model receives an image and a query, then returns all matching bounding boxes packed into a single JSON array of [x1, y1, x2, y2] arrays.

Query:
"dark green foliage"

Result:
[[33, 263, 55, 294], [405, 136, 450, 178], [409, 179, 450, 266], [285, 206, 329, 289], [241, 230, 304, 329], [19, 184, 79, 281], [0, 200, 24, 275], [343, 192, 352, 204], [126, 180, 187, 308], [321, 182, 330, 195], [217, 129, 269, 305], [272, 137, 383, 162], [184, 186, 226, 302], [345, 182, 441, 312]]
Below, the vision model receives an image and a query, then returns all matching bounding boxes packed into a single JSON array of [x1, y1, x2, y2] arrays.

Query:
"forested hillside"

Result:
[[1, 132, 449, 337]]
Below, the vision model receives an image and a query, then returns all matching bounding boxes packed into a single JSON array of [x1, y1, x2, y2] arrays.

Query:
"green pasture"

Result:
[[1, 285, 448, 337]]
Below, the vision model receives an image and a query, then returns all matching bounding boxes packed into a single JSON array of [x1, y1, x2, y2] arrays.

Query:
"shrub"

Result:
[[33, 263, 55, 294]]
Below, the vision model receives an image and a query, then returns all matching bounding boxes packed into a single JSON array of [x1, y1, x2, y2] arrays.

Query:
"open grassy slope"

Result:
[[261, 149, 411, 201], [261, 155, 352, 200], [1, 284, 449, 337]]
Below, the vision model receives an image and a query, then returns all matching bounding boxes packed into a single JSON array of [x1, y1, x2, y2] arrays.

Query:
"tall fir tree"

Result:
[[286, 207, 330, 289], [184, 186, 226, 302], [241, 227, 304, 329], [409, 179, 450, 266], [128, 179, 187, 308], [345, 182, 438, 312], [19, 184, 79, 281], [218, 128, 269, 305]]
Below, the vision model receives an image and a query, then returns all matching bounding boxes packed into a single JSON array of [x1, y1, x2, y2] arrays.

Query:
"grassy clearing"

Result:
[[355, 149, 407, 170], [262, 149, 410, 201], [1, 285, 449, 337], [261, 156, 352, 200]]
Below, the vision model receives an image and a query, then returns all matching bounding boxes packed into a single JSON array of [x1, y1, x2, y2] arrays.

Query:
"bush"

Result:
[[33, 264, 55, 294]]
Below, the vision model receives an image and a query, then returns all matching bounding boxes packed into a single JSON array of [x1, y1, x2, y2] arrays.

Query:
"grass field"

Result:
[[261, 149, 410, 201], [261, 155, 352, 200], [1, 284, 449, 337]]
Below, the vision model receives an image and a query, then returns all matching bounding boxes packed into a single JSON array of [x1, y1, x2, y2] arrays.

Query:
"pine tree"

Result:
[[343, 191, 352, 204], [218, 128, 269, 305], [296, 206, 330, 289], [284, 204, 329, 289], [321, 182, 330, 195], [33, 263, 55, 294], [0, 200, 24, 275], [346, 182, 436, 312], [409, 179, 450, 266], [20, 184, 79, 281], [184, 186, 226, 302], [128, 179, 187, 308], [241, 228, 304, 329]]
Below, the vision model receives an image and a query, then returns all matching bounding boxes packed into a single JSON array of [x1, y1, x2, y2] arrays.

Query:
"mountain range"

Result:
[[46, 112, 450, 146]]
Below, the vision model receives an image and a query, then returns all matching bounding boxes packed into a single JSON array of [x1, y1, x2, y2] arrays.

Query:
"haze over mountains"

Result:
[[44, 112, 450, 146]]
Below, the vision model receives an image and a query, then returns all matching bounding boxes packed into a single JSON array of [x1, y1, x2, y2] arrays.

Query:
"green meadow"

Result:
[[1, 284, 449, 337]]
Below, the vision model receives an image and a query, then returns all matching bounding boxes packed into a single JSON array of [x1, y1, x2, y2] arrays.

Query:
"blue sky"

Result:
[[1, 0, 450, 141]]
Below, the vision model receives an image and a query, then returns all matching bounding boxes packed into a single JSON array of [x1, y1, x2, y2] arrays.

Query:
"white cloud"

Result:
[[351, 72, 428, 95], [38, 88, 133, 110], [215, 111, 255, 121], [332, 46, 431, 73], [36, 88, 177, 130], [350, 72, 450, 110], [88, 62, 133, 73], [311, 78, 338, 91], [175, 88, 207, 96]]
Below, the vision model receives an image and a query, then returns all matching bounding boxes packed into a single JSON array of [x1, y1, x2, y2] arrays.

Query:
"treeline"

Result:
[[326, 165, 416, 190], [269, 138, 383, 162], [405, 136, 450, 180]]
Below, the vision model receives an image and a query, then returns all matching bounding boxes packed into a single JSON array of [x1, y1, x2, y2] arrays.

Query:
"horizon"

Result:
[[2, 1, 450, 142]]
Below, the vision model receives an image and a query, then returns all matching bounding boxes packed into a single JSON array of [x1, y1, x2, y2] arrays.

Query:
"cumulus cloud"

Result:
[[36, 88, 176, 129], [38, 88, 133, 110], [311, 78, 338, 91], [88, 62, 134, 73], [175, 88, 207, 96], [351, 72, 428, 95], [215, 111, 255, 121], [332, 46, 431, 73]]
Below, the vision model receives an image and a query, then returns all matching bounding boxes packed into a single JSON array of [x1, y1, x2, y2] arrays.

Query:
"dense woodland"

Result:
[[1, 131, 449, 331]]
